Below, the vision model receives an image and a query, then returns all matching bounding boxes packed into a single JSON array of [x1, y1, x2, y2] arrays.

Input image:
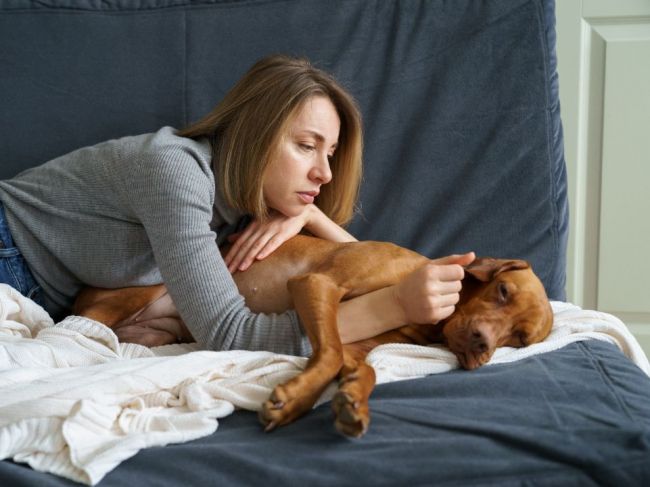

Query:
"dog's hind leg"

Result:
[[332, 347, 376, 438], [259, 272, 347, 431]]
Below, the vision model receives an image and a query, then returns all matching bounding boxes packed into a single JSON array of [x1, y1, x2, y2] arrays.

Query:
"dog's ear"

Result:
[[465, 258, 530, 282]]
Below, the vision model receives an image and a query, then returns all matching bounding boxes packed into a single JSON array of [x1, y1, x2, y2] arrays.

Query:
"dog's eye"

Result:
[[497, 281, 509, 304]]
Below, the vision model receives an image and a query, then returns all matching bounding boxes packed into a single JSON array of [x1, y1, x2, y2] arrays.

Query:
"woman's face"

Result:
[[263, 95, 340, 217]]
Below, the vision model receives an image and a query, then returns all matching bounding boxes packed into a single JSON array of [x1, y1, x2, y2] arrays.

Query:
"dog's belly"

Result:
[[227, 236, 340, 314], [233, 265, 295, 314]]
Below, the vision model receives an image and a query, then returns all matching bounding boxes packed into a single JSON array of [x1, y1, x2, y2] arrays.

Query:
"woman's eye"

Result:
[[299, 144, 315, 152]]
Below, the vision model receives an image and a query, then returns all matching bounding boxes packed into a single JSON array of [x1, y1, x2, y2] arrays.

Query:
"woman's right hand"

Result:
[[223, 208, 312, 273], [393, 252, 475, 324], [223, 203, 358, 273]]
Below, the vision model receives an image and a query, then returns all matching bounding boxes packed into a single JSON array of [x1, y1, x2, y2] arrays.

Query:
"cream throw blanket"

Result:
[[0, 283, 648, 485]]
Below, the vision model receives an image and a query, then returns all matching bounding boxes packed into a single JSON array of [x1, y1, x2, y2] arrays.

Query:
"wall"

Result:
[[555, 0, 650, 355]]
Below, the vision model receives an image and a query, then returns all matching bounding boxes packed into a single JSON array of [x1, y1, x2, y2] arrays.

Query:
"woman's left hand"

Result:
[[223, 208, 312, 273]]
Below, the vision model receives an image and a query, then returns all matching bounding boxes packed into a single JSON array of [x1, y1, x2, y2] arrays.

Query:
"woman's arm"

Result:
[[224, 203, 354, 273], [303, 204, 356, 243], [125, 149, 313, 356], [337, 253, 475, 343], [224, 198, 476, 343]]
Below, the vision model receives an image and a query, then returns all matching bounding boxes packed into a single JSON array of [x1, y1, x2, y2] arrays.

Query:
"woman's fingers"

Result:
[[424, 262, 465, 283], [235, 232, 276, 272], [394, 262, 467, 324], [254, 233, 285, 261], [434, 305, 457, 322], [223, 210, 309, 273], [224, 222, 258, 267], [224, 222, 265, 272], [431, 252, 476, 267]]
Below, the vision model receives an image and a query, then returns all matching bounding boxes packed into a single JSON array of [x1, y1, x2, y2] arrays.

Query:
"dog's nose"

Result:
[[470, 329, 489, 353]]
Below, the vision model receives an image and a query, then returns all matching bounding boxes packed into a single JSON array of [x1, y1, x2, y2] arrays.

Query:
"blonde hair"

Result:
[[177, 55, 363, 225]]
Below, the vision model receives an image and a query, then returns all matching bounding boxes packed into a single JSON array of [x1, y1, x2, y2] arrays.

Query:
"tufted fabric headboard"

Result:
[[0, 0, 568, 300]]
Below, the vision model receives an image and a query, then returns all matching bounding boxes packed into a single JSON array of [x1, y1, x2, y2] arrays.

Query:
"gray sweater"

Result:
[[0, 127, 311, 356]]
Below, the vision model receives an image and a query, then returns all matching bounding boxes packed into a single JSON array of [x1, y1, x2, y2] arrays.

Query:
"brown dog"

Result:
[[73, 235, 553, 437]]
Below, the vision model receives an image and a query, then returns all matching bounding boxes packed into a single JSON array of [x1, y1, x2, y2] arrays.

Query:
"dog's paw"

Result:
[[332, 390, 369, 438], [258, 385, 311, 432]]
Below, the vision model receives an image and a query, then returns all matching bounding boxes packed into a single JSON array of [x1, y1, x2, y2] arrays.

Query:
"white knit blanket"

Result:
[[0, 284, 648, 485]]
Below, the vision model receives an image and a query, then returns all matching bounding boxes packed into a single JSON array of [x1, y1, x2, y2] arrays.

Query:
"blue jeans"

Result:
[[0, 200, 45, 306]]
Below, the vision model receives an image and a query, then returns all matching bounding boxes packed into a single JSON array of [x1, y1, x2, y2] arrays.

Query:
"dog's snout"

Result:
[[470, 330, 489, 353]]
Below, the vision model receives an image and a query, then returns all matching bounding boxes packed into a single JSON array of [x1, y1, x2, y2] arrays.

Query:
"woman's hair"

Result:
[[177, 54, 363, 225]]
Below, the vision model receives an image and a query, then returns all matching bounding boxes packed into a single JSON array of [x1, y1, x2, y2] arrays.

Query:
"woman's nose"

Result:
[[310, 153, 332, 184]]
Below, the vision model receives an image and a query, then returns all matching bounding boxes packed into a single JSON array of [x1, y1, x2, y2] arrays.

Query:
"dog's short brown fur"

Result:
[[74, 235, 553, 437]]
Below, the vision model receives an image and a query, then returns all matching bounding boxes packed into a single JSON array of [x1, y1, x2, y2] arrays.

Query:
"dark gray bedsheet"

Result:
[[2, 340, 650, 486]]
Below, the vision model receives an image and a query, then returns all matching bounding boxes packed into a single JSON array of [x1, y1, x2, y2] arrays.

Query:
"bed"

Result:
[[2, 0, 650, 485]]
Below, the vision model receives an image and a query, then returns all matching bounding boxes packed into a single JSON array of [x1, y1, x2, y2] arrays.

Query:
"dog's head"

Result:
[[441, 257, 553, 370]]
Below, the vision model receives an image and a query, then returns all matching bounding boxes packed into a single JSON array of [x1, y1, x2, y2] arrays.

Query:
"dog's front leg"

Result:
[[332, 347, 376, 438], [259, 272, 346, 431]]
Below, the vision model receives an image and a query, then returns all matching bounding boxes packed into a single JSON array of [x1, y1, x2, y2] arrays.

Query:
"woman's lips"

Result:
[[298, 191, 318, 204]]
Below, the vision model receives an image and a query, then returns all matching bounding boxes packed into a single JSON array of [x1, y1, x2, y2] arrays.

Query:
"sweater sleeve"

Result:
[[118, 147, 313, 356]]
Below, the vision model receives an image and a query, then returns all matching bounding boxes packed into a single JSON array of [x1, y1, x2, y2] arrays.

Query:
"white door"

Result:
[[556, 0, 650, 354]]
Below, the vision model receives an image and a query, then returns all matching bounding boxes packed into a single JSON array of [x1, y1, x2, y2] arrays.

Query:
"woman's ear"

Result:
[[465, 258, 530, 282]]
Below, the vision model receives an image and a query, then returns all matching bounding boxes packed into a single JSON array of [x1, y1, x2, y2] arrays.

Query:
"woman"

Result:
[[0, 55, 473, 356]]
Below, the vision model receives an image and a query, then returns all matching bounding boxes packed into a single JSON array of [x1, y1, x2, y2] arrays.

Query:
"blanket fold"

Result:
[[0, 284, 648, 485]]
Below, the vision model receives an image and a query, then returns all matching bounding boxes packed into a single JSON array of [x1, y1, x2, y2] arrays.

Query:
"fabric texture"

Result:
[[1, 285, 648, 485], [0, 0, 569, 300], [0, 128, 310, 356]]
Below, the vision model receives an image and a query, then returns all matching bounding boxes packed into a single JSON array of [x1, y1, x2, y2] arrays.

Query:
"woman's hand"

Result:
[[224, 204, 356, 273], [393, 252, 476, 324], [337, 251, 476, 343], [224, 208, 312, 273]]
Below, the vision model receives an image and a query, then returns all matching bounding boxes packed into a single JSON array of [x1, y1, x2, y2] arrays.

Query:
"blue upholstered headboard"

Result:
[[0, 0, 568, 300]]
